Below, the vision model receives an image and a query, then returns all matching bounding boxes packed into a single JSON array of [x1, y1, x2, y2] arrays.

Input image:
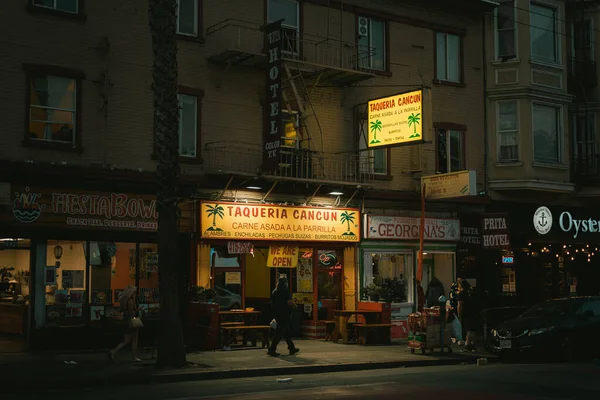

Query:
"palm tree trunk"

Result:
[[149, 0, 186, 367]]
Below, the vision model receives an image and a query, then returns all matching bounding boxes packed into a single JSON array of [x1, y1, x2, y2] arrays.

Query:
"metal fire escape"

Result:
[[568, 0, 599, 181], [203, 12, 378, 185]]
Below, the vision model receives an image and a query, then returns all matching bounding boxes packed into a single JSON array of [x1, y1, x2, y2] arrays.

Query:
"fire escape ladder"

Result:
[[282, 63, 326, 179]]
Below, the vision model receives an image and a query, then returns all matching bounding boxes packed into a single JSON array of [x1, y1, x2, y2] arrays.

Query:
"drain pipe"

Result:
[[482, 11, 489, 197]]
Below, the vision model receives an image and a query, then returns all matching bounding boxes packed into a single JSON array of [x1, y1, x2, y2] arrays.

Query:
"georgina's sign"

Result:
[[200, 202, 360, 242], [10, 186, 157, 231], [365, 215, 460, 242]]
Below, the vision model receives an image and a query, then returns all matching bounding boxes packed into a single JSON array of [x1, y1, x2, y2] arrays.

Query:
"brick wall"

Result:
[[0, 0, 486, 192]]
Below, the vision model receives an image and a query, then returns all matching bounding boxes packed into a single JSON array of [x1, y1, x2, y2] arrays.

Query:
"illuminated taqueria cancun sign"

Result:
[[200, 202, 360, 242]]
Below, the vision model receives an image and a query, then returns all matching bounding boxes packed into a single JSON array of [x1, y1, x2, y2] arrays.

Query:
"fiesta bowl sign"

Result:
[[367, 89, 423, 148], [200, 202, 360, 242], [10, 186, 158, 231]]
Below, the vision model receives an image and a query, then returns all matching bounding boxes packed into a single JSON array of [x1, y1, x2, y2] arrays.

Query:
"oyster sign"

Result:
[[534, 206, 600, 239]]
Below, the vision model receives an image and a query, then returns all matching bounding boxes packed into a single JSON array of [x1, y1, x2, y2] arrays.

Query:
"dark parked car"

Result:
[[490, 297, 600, 361]]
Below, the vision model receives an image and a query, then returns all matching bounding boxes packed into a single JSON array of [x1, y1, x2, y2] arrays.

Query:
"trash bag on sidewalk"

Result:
[[450, 317, 463, 341]]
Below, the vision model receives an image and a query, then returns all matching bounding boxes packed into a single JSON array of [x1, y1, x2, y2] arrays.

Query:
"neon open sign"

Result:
[[502, 256, 514, 264]]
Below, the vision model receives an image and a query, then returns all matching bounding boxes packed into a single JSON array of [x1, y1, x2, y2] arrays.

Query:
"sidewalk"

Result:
[[1, 339, 495, 393]]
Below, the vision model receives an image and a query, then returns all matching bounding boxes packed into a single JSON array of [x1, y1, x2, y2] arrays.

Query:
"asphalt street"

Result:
[[18, 362, 600, 400]]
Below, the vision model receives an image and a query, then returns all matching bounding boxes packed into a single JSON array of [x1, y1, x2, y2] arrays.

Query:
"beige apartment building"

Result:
[[0, 0, 493, 349], [483, 0, 600, 306]]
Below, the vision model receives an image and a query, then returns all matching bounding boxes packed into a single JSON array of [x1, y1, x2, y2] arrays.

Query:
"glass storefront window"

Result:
[[87, 242, 136, 323], [0, 239, 31, 335], [212, 246, 242, 310], [0, 241, 31, 303], [362, 252, 413, 303], [420, 253, 455, 307], [316, 249, 342, 321], [45, 240, 87, 327], [317, 270, 341, 320], [138, 243, 159, 317]]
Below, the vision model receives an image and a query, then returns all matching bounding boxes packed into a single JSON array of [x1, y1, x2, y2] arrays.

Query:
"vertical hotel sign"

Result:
[[263, 21, 283, 171]]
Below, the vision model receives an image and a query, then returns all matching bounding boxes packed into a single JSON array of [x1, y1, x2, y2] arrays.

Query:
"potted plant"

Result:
[[380, 278, 407, 303], [364, 283, 382, 302], [202, 287, 217, 303], [189, 285, 204, 302]]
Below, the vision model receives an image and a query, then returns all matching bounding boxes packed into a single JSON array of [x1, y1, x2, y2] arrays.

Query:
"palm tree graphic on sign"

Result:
[[407, 113, 421, 138], [340, 211, 356, 236], [369, 120, 382, 144], [205, 204, 224, 231]]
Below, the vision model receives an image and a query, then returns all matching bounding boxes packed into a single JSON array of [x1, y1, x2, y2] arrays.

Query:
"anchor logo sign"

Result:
[[533, 206, 553, 235]]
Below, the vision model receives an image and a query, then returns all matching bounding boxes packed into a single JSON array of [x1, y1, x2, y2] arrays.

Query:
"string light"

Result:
[[571, 257, 575, 260], [563, 245, 567, 249]]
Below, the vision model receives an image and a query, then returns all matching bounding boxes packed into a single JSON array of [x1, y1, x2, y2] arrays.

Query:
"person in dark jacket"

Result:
[[267, 276, 300, 357], [457, 280, 478, 352], [416, 280, 425, 312], [426, 277, 445, 307]]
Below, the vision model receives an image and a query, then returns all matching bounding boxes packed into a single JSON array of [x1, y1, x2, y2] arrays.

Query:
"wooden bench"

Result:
[[221, 321, 245, 327], [221, 325, 270, 348], [323, 320, 336, 341], [356, 324, 393, 346]]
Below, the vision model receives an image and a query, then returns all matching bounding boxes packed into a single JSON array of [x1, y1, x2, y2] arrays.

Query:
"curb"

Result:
[[6, 354, 495, 393], [151, 355, 493, 384]]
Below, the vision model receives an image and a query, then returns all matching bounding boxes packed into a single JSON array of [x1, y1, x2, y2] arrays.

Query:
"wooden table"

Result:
[[332, 310, 382, 344], [218, 311, 263, 348], [219, 310, 261, 325]]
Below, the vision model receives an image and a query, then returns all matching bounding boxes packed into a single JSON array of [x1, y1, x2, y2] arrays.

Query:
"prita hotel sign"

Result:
[[534, 206, 600, 239]]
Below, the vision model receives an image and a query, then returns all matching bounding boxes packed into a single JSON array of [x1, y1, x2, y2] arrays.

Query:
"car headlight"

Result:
[[528, 326, 555, 336]]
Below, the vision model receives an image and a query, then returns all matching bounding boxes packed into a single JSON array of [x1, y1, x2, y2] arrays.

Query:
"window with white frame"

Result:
[[530, 2, 558, 63], [362, 252, 413, 304], [357, 16, 386, 71], [496, 0, 516, 59], [533, 103, 561, 164], [572, 113, 596, 167], [572, 18, 593, 62], [28, 75, 77, 144], [178, 94, 197, 157], [359, 120, 388, 175], [33, 0, 78, 13], [497, 101, 519, 162], [268, 0, 299, 55], [437, 129, 464, 174], [177, 0, 198, 36], [436, 32, 461, 83]]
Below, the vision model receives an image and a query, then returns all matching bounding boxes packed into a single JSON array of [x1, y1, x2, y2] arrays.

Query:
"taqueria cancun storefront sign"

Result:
[[200, 202, 360, 242]]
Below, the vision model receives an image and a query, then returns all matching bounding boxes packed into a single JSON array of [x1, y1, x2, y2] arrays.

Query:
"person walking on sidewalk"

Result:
[[267, 275, 300, 357], [108, 285, 142, 362]]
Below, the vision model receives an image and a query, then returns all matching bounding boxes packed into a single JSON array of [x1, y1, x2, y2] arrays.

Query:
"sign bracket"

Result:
[[304, 184, 322, 206], [260, 181, 278, 203]]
